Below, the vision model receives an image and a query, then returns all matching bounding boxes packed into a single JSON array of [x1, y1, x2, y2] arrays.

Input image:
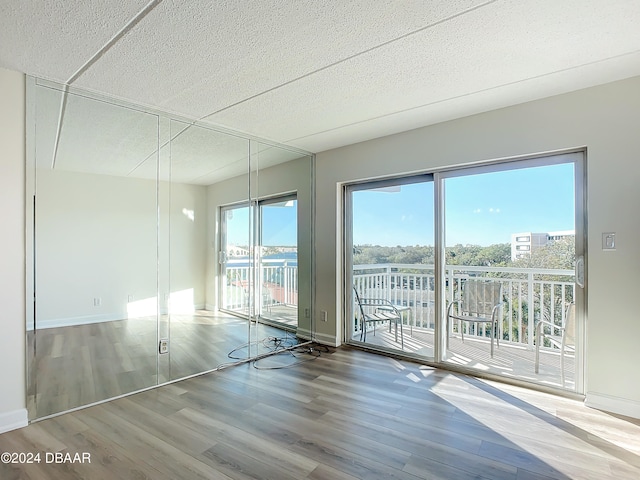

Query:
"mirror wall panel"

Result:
[[27, 78, 315, 420], [167, 120, 251, 380], [249, 141, 314, 339], [157, 115, 172, 384], [30, 81, 160, 418]]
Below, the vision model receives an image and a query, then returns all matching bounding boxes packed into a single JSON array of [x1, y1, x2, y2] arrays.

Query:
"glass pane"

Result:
[[350, 179, 435, 358], [259, 197, 298, 326], [27, 80, 315, 416], [221, 204, 251, 315], [168, 120, 252, 380], [31, 83, 159, 418], [443, 159, 578, 391]]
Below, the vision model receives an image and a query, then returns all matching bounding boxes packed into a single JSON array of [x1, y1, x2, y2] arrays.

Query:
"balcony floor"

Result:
[[353, 324, 576, 391], [260, 304, 298, 327]]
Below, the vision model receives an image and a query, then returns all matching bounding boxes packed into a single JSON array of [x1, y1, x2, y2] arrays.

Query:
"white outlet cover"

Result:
[[602, 232, 616, 250]]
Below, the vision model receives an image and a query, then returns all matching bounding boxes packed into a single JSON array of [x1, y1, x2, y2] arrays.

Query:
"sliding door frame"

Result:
[[219, 192, 300, 329], [343, 174, 434, 357], [343, 148, 587, 395]]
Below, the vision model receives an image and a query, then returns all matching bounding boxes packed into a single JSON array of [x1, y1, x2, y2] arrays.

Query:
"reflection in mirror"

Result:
[[27, 78, 315, 419], [239, 140, 315, 366], [166, 120, 253, 381], [29, 82, 160, 418], [250, 141, 314, 341]]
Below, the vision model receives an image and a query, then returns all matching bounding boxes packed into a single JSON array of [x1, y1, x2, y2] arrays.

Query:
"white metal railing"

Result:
[[223, 259, 298, 313], [354, 263, 575, 350], [223, 260, 574, 350]]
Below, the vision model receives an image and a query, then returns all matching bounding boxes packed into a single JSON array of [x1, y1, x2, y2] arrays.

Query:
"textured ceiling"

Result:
[[3, 0, 640, 157]]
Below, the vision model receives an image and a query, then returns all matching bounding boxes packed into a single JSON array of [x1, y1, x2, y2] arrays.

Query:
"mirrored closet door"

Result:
[[27, 78, 314, 420]]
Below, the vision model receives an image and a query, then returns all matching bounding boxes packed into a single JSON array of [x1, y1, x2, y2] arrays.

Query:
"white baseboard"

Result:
[[0, 409, 28, 434], [585, 392, 640, 419], [30, 304, 208, 331], [35, 312, 126, 330], [296, 328, 339, 347]]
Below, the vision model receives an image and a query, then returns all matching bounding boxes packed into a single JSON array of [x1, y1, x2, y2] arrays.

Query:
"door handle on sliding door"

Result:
[[576, 256, 585, 288]]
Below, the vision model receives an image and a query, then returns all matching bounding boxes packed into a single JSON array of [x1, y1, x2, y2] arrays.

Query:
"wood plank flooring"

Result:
[[28, 311, 295, 419], [5, 346, 640, 479]]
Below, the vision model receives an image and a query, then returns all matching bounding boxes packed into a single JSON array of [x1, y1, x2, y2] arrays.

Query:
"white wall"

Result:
[[166, 182, 208, 312], [34, 169, 207, 327], [315, 76, 640, 418], [35, 169, 157, 326], [0, 67, 27, 432]]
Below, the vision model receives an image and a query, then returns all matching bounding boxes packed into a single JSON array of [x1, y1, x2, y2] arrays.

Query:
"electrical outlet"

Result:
[[93, 297, 101, 307], [159, 339, 169, 354], [321, 310, 328, 322], [304, 308, 310, 318]]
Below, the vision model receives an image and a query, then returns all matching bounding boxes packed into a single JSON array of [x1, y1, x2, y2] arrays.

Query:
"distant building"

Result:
[[511, 230, 574, 261]]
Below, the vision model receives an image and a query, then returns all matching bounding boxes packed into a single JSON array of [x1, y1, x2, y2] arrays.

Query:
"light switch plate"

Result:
[[602, 232, 616, 250]]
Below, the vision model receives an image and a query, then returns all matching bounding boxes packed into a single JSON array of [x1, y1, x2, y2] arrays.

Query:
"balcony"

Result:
[[224, 261, 577, 390], [223, 258, 299, 326], [354, 263, 576, 390]]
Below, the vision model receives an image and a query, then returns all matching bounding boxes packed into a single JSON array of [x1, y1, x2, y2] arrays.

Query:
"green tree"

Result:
[[445, 243, 511, 266]]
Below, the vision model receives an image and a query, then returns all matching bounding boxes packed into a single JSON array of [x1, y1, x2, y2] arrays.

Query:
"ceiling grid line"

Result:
[[66, 0, 163, 85], [6, 0, 640, 157], [199, 0, 500, 120], [284, 47, 640, 145]]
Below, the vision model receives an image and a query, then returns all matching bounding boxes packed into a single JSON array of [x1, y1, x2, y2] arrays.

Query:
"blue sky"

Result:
[[225, 163, 575, 248], [225, 201, 298, 247], [353, 162, 575, 247]]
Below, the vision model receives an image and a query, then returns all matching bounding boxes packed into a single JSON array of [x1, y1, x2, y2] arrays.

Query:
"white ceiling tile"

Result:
[[290, 51, 640, 153], [202, 0, 640, 147], [4, 0, 640, 158], [54, 91, 159, 177], [71, 0, 488, 117], [0, 0, 152, 81]]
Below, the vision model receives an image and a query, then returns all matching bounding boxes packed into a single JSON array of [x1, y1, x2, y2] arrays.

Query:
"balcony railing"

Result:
[[222, 261, 575, 352], [354, 263, 575, 350], [223, 259, 298, 312]]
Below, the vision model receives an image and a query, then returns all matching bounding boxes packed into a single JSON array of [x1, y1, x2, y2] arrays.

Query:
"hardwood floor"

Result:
[[28, 311, 295, 419], [5, 346, 640, 479]]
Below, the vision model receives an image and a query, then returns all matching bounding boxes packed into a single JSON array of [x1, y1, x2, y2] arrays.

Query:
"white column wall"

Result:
[[0, 67, 27, 432], [315, 76, 640, 418]]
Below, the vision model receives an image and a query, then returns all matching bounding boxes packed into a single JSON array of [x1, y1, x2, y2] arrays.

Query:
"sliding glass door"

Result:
[[220, 204, 252, 316], [258, 195, 298, 327], [344, 151, 585, 393], [346, 176, 435, 359], [441, 153, 585, 392], [220, 194, 299, 328]]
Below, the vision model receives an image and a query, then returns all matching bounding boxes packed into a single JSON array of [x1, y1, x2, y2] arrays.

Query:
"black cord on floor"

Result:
[[226, 329, 329, 370], [252, 342, 330, 370]]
